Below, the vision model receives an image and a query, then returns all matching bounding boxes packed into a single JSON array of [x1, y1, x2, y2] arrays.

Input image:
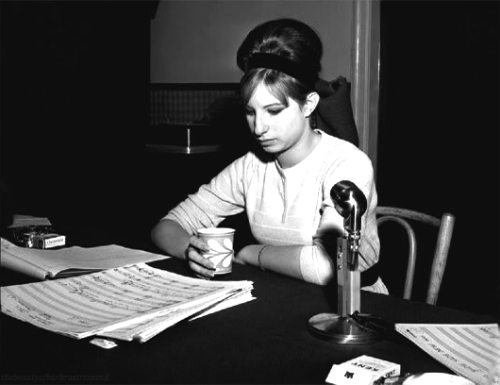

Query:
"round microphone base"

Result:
[[308, 312, 383, 344]]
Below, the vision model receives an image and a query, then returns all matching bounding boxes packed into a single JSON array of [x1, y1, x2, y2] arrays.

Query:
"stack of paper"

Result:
[[1, 263, 254, 343], [396, 323, 500, 385], [1, 237, 169, 280]]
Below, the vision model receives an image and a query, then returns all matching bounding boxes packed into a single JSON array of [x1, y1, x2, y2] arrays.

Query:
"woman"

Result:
[[151, 18, 387, 293]]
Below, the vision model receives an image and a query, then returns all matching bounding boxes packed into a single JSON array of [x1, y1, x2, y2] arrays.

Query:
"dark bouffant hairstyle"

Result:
[[237, 18, 323, 107]]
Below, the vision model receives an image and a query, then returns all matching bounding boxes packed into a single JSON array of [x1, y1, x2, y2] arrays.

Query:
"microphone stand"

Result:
[[308, 181, 384, 344]]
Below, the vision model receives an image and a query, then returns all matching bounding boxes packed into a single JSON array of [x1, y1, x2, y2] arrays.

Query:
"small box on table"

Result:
[[325, 355, 400, 385], [8, 215, 66, 249]]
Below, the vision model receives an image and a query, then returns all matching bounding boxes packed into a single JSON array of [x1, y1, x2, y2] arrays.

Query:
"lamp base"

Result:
[[308, 312, 383, 344]]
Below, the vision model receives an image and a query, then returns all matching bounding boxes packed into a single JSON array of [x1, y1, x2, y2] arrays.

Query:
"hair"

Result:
[[237, 18, 323, 107]]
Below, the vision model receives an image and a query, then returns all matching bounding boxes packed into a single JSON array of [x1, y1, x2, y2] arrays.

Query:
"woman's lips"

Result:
[[257, 138, 274, 146]]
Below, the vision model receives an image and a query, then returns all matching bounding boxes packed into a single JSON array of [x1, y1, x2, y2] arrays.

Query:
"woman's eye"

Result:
[[268, 109, 283, 116], [245, 109, 255, 117]]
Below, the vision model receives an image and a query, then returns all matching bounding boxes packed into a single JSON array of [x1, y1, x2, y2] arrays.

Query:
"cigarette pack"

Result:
[[32, 233, 66, 249], [11, 227, 66, 249], [8, 215, 65, 249], [325, 355, 400, 385]]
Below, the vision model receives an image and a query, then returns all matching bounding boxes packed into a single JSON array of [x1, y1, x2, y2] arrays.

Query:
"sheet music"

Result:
[[1, 263, 254, 341], [1, 237, 169, 279], [99, 288, 255, 343], [396, 323, 500, 385]]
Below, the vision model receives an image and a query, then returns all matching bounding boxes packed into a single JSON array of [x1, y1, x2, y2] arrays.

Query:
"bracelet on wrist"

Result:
[[258, 245, 270, 271]]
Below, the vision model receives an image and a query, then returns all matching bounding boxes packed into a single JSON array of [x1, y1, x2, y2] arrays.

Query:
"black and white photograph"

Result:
[[1, 1, 499, 384]]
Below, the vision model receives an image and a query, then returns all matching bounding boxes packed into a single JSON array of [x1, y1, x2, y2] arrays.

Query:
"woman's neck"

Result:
[[276, 129, 321, 169]]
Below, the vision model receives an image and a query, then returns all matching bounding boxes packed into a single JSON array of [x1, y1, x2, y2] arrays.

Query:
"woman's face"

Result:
[[245, 82, 311, 159]]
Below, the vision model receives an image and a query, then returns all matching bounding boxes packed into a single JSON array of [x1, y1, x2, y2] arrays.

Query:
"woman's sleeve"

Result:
[[299, 149, 379, 286], [164, 156, 250, 235]]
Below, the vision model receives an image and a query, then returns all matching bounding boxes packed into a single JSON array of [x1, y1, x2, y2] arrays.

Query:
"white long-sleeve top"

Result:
[[165, 131, 380, 286]]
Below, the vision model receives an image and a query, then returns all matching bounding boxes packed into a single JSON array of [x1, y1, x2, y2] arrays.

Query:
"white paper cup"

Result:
[[197, 227, 235, 275]]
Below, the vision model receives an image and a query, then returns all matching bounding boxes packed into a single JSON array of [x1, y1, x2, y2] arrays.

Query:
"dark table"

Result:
[[1, 234, 498, 385]]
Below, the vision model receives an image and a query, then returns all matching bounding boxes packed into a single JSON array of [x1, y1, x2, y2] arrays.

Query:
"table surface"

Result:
[[1, 234, 498, 385]]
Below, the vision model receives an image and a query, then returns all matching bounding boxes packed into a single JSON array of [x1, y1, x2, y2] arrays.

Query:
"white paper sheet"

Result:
[[1, 237, 169, 279], [1, 263, 254, 342], [396, 323, 500, 385]]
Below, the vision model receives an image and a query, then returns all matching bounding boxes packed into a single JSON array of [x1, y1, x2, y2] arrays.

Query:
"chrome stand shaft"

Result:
[[308, 234, 382, 344]]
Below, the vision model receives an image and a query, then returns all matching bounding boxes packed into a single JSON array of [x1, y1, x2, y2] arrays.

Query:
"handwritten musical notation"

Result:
[[396, 323, 500, 385], [1, 263, 254, 342]]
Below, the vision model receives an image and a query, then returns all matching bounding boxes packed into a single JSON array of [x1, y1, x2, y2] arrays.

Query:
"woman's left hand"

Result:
[[234, 246, 251, 265]]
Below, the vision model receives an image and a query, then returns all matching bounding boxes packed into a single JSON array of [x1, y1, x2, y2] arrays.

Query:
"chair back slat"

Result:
[[426, 213, 456, 305], [376, 207, 440, 227], [377, 215, 416, 299], [376, 206, 455, 305]]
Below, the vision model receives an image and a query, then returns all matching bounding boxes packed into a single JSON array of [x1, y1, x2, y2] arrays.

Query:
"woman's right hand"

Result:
[[185, 235, 217, 279], [151, 219, 217, 279]]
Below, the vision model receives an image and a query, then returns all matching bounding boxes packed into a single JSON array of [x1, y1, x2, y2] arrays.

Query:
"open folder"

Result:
[[1, 237, 169, 280]]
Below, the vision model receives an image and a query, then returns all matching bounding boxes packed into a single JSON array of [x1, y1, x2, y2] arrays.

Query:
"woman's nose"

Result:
[[253, 114, 268, 137]]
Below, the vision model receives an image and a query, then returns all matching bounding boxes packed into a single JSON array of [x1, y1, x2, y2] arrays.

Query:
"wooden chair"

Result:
[[375, 207, 455, 305]]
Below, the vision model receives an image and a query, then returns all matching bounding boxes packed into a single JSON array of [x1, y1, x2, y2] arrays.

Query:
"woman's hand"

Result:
[[151, 219, 217, 279], [234, 245, 254, 265], [185, 235, 217, 279]]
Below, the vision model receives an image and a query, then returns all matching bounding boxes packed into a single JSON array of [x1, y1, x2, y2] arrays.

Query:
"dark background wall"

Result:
[[377, 0, 499, 317], [1, 1, 155, 233], [0, 0, 242, 243]]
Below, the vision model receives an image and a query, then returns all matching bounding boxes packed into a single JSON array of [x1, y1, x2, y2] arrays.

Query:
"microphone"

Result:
[[309, 180, 383, 344], [330, 180, 367, 234]]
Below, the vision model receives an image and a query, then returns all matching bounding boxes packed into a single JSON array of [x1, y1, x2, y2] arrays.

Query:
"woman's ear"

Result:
[[303, 91, 320, 118]]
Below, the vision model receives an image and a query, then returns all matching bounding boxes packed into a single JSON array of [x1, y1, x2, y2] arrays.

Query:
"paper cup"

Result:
[[197, 227, 235, 275]]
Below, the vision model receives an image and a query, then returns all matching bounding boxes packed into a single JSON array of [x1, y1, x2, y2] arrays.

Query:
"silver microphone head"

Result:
[[330, 180, 367, 233]]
